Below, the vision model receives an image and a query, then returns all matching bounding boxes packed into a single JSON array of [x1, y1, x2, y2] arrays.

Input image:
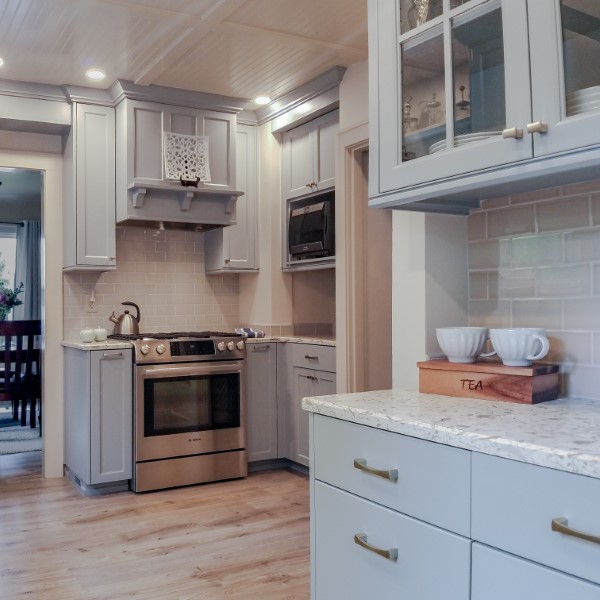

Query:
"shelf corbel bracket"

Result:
[[225, 197, 237, 214], [131, 188, 147, 208], [179, 191, 194, 211]]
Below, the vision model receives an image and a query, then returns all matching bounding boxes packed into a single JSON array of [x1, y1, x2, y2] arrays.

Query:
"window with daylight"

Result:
[[0, 223, 18, 293]]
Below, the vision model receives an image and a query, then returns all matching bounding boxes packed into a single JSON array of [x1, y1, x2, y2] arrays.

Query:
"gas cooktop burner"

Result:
[[108, 331, 242, 341]]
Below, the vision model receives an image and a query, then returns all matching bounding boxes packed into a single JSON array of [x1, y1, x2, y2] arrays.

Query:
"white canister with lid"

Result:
[[94, 326, 108, 342], [79, 328, 95, 343]]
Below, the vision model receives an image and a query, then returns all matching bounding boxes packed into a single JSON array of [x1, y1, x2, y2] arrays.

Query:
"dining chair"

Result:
[[0, 320, 42, 430]]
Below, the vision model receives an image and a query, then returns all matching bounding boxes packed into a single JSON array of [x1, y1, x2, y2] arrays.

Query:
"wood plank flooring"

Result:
[[0, 453, 310, 600]]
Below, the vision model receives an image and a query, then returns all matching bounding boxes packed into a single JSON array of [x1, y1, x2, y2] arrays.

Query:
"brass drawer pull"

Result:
[[551, 518, 600, 546], [353, 458, 398, 482], [354, 533, 398, 562]]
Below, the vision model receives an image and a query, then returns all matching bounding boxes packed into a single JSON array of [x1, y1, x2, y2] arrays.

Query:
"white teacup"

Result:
[[436, 327, 489, 363], [487, 328, 550, 367]]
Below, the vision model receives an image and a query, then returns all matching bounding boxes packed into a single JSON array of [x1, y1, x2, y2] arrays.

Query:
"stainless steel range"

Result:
[[109, 331, 246, 492]]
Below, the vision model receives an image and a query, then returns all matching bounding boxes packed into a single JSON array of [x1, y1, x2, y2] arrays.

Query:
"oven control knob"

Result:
[[156, 343, 166, 355], [140, 344, 150, 355], [217, 341, 226, 352], [236, 341, 245, 351], [227, 341, 235, 351]]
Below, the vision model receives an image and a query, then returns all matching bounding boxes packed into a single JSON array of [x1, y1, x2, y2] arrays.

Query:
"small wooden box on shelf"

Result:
[[417, 360, 559, 404]]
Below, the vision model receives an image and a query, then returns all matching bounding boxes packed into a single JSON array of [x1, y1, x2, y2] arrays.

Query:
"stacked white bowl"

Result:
[[566, 85, 600, 116]]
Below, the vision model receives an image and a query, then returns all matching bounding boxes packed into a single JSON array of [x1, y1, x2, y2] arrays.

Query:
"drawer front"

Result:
[[313, 414, 471, 535], [472, 543, 600, 600], [472, 453, 600, 585], [291, 343, 335, 372], [314, 481, 471, 600]]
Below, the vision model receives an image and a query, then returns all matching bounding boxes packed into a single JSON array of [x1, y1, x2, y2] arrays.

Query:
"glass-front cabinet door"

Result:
[[372, 0, 532, 194], [528, 0, 600, 157]]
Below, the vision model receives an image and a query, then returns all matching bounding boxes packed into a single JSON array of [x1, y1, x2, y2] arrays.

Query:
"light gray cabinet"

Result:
[[282, 110, 338, 200], [64, 347, 133, 492], [115, 98, 241, 227], [369, 0, 600, 212], [245, 342, 278, 462], [63, 103, 116, 270], [246, 341, 336, 468], [282, 344, 336, 467], [310, 414, 471, 600], [205, 122, 258, 272]]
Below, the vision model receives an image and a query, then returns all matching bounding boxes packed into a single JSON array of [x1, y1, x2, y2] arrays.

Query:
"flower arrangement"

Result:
[[0, 282, 24, 321]]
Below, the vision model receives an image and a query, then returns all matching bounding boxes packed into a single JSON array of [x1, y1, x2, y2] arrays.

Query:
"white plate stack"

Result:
[[566, 85, 600, 117], [428, 131, 502, 155]]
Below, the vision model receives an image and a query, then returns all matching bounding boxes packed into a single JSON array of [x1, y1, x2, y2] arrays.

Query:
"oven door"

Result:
[[135, 360, 245, 462]]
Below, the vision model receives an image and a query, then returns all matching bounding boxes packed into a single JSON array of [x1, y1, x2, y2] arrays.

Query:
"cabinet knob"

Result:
[[502, 127, 523, 139], [526, 121, 548, 134]]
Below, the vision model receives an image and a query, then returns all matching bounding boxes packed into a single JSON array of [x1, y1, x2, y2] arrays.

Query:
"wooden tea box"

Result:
[[417, 359, 559, 404]]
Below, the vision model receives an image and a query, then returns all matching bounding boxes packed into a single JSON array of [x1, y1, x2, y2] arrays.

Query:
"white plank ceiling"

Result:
[[0, 0, 368, 107]]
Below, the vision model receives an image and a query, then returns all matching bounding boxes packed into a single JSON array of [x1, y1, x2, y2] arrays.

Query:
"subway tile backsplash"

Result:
[[469, 178, 600, 401], [63, 226, 240, 340]]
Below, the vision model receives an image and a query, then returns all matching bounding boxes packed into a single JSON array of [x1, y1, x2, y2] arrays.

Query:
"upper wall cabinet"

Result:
[[205, 123, 258, 272], [63, 103, 116, 271], [369, 0, 600, 212], [115, 99, 241, 227], [282, 110, 338, 200]]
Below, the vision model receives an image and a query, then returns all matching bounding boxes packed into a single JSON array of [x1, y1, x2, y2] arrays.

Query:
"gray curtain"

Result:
[[13, 220, 41, 321]]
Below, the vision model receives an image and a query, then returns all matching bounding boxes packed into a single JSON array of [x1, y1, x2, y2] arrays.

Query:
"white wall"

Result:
[[339, 61, 369, 131], [0, 131, 64, 477]]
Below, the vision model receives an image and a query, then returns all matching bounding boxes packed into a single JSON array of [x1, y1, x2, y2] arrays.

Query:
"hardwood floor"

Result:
[[0, 453, 310, 599]]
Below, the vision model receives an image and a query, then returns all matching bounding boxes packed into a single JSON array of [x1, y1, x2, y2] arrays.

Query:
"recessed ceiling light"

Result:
[[86, 68, 106, 81], [254, 96, 271, 105]]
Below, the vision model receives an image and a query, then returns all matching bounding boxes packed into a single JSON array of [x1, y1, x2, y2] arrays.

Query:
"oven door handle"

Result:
[[140, 363, 241, 379]]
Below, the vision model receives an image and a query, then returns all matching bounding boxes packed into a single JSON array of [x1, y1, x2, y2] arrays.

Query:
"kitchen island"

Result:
[[303, 391, 600, 600]]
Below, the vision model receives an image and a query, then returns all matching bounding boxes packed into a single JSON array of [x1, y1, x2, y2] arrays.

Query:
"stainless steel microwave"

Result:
[[288, 191, 335, 260]]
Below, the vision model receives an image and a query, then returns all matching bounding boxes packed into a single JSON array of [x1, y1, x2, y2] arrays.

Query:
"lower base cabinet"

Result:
[[314, 481, 471, 600], [64, 347, 133, 492], [472, 544, 600, 600], [245, 341, 336, 467], [310, 412, 600, 599]]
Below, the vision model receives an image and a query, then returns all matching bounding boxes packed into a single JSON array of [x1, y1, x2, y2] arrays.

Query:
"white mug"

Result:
[[486, 328, 550, 367]]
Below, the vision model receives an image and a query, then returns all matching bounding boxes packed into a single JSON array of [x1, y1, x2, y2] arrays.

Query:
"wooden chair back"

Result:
[[0, 320, 42, 413]]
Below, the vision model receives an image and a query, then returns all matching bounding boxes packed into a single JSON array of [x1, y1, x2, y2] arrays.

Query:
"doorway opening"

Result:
[[0, 167, 43, 460]]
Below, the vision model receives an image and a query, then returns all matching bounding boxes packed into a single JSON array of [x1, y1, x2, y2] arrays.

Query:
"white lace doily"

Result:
[[164, 132, 211, 182]]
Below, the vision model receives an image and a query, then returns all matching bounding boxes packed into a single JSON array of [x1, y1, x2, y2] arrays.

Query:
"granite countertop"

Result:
[[61, 340, 133, 350], [245, 336, 336, 347], [302, 389, 600, 479]]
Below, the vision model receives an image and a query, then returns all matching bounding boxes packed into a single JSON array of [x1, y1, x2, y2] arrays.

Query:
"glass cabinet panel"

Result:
[[451, 6, 505, 143], [561, 0, 600, 117], [401, 27, 446, 160], [400, 0, 443, 34]]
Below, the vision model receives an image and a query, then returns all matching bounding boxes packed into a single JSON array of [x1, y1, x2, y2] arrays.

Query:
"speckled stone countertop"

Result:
[[302, 390, 600, 479], [245, 336, 336, 347], [61, 340, 133, 351]]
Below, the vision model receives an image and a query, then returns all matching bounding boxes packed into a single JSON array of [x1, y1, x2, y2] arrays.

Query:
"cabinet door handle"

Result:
[[551, 517, 600, 546], [251, 345, 271, 352], [353, 458, 398, 482], [354, 533, 398, 562], [102, 352, 123, 359], [526, 121, 548, 134], [304, 355, 319, 360], [502, 127, 523, 139]]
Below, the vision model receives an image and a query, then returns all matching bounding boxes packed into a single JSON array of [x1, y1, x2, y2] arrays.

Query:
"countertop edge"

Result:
[[303, 391, 600, 480], [244, 336, 336, 346], [61, 340, 133, 350]]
